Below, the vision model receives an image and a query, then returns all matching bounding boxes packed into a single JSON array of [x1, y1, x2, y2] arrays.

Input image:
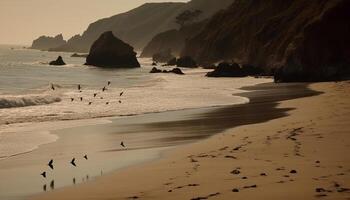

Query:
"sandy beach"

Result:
[[30, 81, 350, 200]]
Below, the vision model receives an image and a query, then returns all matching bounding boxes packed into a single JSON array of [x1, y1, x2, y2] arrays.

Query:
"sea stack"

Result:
[[49, 56, 66, 66], [85, 31, 140, 68]]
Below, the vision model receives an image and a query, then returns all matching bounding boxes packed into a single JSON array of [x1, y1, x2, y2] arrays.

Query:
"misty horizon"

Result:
[[0, 0, 189, 45]]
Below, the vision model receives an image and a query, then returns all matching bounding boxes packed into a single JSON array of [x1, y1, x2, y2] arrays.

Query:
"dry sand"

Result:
[[31, 81, 350, 200]]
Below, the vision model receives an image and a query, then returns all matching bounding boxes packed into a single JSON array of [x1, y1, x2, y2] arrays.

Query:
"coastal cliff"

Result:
[[30, 34, 66, 51], [140, 21, 206, 58], [48, 0, 235, 53], [182, 0, 350, 81]]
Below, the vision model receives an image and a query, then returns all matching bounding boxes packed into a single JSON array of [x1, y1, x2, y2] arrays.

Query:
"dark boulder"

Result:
[[149, 67, 184, 75], [206, 62, 244, 77], [85, 31, 140, 68], [150, 67, 162, 73], [49, 56, 66, 66], [170, 68, 184, 75], [152, 62, 157, 66], [176, 56, 197, 68], [152, 49, 175, 63]]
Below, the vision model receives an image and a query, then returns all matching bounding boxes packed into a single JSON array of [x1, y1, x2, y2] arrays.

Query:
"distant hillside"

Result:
[[30, 34, 66, 51], [140, 21, 206, 58], [182, 0, 350, 81], [48, 0, 235, 53]]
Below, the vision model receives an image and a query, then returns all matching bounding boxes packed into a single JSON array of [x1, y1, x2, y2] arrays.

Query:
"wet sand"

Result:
[[29, 81, 350, 200]]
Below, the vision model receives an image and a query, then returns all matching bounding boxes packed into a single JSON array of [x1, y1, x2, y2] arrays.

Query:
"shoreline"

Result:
[[30, 80, 349, 200]]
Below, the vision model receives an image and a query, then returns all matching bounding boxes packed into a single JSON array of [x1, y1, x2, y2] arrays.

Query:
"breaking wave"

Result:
[[0, 95, 61, 109]]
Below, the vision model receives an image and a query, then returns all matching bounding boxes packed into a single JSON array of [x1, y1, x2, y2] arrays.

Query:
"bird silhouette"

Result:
[[120, 91, 124, 96], [119, 100, 122, 104], [102, 87, 106, 92], [48, 159, 54, 170], [43, 184, 47, 191], [78, 84, 81, 90], [106, 102, 109, 105], [51, 84, 55, 90], [41, 171, 46, 178], [71, 98, 74, 102], [80, 97, 83, 101], [50, 180, 54, 190], [120, 141, 125, 148], [107, 81, 111, 86], [100, 97, 104, 99], [70, 158, 76, 167], [84, 155, 88, 160], [94, 93, 97, 97], [88, 102, 92, 105], [73, 177, 76, 184]]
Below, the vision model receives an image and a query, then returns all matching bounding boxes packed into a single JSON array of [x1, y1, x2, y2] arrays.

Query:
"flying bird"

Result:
[[102, 86, 106, 92], [94, 93, 97, 97], [119, 100, 122, 104], [41, 171, 46, 178], [51, 84, 55, 90], [107, 81, 111, 86], [120, 141, 125, 148], [119, 91, 124, 96], [80, 97, 83, 101], [78, 84, 81, 90], [84, 155, 88, 160], [88, 102, 92, 105], [106, 102, 109, 105], [48, 159, 54, 170], [50, 180, 54, 189], [70, 158, 76, 167], [71, 98, 74, 102]]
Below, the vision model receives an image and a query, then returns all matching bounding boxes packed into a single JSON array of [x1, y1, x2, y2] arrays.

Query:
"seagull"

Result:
[[78, 84, 81, 90], [80, 97, 83, 101], [120, 141, 125, 148], [106, 102, 109, 105], [70, 158, 76, 167], [88, 102, 92, 105], [51, 84, 55, 90], [107, 81, 111, 86], [100, 97, 104, 99], [48, 159, 54, 170], [43, 184, 47, 191], [119, 100, 122, 104], [50, 180, 54, 190], [120, 91, 124, 96], [84, 155, 88, 160], [71, 98, 74, 102], [73, 177, 76, 184], [41, 171, 46, 178], [102, 86, 106, 92], [94, 93, 97, 97]]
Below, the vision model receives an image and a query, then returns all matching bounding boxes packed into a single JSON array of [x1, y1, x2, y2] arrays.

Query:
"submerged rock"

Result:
[[85, 31, 140, 68], [49, 56, 66, 66], [71, 53, 88, 58]]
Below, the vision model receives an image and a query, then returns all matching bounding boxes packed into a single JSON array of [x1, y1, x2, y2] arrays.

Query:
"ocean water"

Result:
[[0, 44, 272, 159]]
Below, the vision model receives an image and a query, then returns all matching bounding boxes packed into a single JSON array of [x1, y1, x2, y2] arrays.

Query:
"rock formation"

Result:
[[47, 0, 235, 53], [85, 31, 140, 68], [182, 0, 350, 82], [149, 67, 184, 75], [31, 34, 66, 51], [49, 56, 66, 66], [206, 62, 263, 77]]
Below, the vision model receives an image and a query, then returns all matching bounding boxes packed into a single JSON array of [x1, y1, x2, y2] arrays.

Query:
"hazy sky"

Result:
[[0, 0, 189, 45]]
